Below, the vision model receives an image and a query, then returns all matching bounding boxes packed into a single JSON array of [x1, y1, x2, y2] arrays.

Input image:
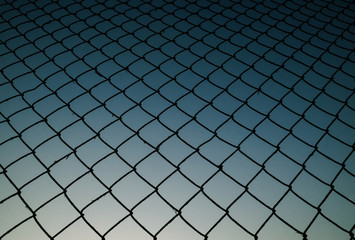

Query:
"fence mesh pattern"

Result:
[[0, 0, 354, 239]]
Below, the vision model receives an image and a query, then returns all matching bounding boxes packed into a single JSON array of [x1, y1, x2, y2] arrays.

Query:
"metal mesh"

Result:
[[0, 0, 354, 239]]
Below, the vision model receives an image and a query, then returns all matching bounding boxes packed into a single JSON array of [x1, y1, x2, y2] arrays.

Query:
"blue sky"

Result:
[[0, 0, 354, 239]]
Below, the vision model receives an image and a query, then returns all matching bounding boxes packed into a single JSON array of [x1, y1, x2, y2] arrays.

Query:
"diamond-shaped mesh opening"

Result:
[[1, 0, 354, 239]]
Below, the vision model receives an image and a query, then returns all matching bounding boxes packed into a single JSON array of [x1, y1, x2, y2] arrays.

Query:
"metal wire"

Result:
[[0, 0, 354, 239]]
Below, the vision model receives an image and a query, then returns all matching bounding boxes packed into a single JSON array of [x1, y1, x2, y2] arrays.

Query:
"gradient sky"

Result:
[[0, 0, 354, 239]]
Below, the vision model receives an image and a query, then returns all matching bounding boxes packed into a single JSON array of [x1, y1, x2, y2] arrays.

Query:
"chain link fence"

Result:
[[0, 0, 354, 239]]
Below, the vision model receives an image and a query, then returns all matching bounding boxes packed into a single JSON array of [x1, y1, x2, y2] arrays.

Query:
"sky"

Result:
[[0, 0, 354, 239]]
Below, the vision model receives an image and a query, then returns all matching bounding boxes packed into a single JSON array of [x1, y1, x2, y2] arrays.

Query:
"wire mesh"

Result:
[[0, 0, 354, 239]]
